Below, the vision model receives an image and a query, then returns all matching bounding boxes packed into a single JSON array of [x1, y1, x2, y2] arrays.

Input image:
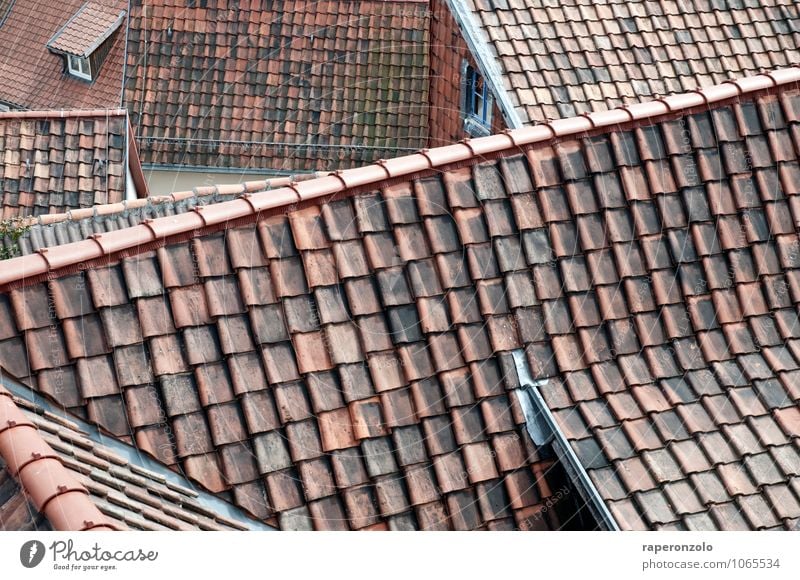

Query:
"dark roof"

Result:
[[0, 0, 127, 109], [0, 460, 52, 531], [47, 1, 126, 58], [124, 0, 431, 172], [1, 173, 322, 256], [0, 110, 130, 220], [0, 244, 576, 529], [0, 372, 271, 530], [1, 69, 800, 530], [464, 0, 800, 125]]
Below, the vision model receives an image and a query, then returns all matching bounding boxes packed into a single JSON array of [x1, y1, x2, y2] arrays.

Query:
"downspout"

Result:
[[511, 350, 620, 531], [444, 0, 524, 129]]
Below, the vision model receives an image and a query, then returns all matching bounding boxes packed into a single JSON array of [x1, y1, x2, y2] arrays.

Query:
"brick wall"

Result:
[[428, 0, 506, 146]]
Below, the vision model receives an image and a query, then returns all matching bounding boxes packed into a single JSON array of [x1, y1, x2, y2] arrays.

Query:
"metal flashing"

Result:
[[511, 350, 620, 531]]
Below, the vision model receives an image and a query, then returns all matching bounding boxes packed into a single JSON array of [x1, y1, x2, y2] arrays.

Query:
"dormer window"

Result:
[[47, 2, 125, 83], [67, 55, 92, 81]]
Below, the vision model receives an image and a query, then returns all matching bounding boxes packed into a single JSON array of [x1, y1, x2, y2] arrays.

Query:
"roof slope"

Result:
[[0, 243, 577, 530], [0, 110, 129, 220], [125, 0, 431, 172], [0, 459, 52, 531], [465, 0, 800, 125], [47, 1, 126, 58], [1, 69, 800, 531], [0, 0, 126, 109], [0, 373, 270, 530], [1, 173, 323, 256]]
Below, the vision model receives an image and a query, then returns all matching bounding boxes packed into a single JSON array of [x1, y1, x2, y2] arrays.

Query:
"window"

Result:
[[461, 62, 492, 137], [67, 54, 92, 81], [466, 65, 488, 121]]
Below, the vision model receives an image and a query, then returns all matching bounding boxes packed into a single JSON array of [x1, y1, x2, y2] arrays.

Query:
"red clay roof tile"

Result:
[[7, 72, 800, 532], [240, 390, 280, 435], [266, 469, 305, 512], [0, 1, 125, 110], [350, 398, 387, 441], [304, 372, 344, 415], [173, 412, 214, 458]]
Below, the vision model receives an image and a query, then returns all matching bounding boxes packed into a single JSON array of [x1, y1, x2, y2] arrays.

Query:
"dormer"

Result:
[[47, 2, 125, 83]]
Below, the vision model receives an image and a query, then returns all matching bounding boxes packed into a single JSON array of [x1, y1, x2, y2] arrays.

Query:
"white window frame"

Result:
[[67, 54, 92, 81], [460, 60, 493, 137]]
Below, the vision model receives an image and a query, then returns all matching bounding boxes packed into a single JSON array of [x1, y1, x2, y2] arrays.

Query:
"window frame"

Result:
[[67, 54, 92, 81], [466, 66, 488, 122], [461, 61, 493, 137]]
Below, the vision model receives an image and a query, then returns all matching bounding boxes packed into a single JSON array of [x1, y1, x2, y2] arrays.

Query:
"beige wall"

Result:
[[144, 168, 286, 196]]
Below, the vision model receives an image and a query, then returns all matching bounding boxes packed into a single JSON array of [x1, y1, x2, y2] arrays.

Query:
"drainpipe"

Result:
[[511, 350, 620, 531]]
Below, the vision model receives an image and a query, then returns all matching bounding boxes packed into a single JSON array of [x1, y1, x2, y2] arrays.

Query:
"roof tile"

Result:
[[63, 314, 109, 359], [266, 469, 305, 512], [204, 277, 246, 317], [121, 255, 163, 299], [298, 458, 337, 502], [192, 235, 232, 278], [169, 286, 211, 329], [158, 244, 198, 289]]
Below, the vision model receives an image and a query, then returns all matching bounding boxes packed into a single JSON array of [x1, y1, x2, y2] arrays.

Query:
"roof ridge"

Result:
[[2, 66, 799, 289], [14, 172, 324, 229], [0, 384, 121, 531], [0, 108, 128, 119]]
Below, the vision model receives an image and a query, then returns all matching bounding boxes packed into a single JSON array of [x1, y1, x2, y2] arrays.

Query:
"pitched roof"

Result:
[[461, 0, 800, 126], [0, 0, 127, 109], [1, 68, 800, 530], [0, 460, 53, 531], [0, 109, 132, 221], [124, 0, 431, 172], [1, 173, 323, 256], [0, 371, 272, 531], [47, 1, 126, 58]]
